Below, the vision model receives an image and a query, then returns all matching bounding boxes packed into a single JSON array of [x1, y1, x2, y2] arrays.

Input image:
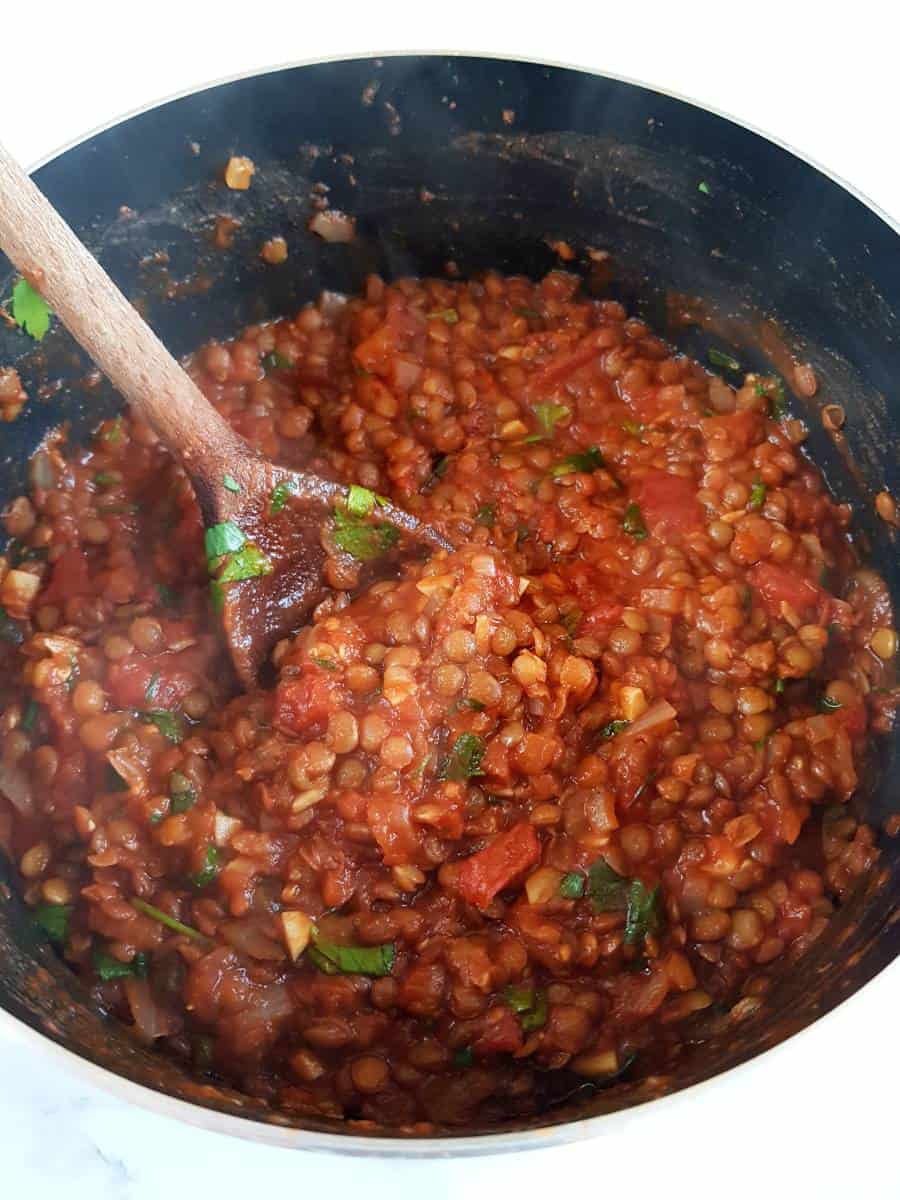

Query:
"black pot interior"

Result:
[[1, 55, 898, 1141]]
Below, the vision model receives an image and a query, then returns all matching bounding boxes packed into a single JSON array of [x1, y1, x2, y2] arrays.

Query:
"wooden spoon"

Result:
[[0, 142, 450, 687]]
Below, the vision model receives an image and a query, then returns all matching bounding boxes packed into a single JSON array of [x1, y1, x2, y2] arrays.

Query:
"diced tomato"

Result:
[[749, 562, 822, 619], [581, 599, 624, 636], [457, 822, 541, 910], [273, 671, 349, 735], [473, 1006, 523, 1056], [637, 471, 703, 538], [367, 795, 423, 866], [41, 547, 91, 605], [105, 656, 198, 710], [525, 332, 606, 399], [837, 702, 867, 738]]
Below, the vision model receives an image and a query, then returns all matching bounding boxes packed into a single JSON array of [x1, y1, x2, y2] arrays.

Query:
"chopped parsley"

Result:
[[438, 732, 486, 781], [188, 845, 223, 889], [560, 607, 582, 638], [204, 521, 245, 559], [754, 376, 787, 420], [311, 656, 338, 671], [516, 306, 542, 319], [10, 278, 51, 341], [93, 471, 118, 488], [587, 860, 630, 912], [708, 348, 741, 373], [624, 880, 660, 946], [102, 417, 124, 443], [216, 544, 273, 583], [533, 403, 569, 438], [346, 484, 377, 517], [774, 678, 786, 695], [20, 698, 41, 733], [450, 697, 485, 714], [599, 719, 630, 739], [144, 671, 161, 704], [308, 930, 396, 977], [424, 454, 451, 491], [270, 480, 297, 515], [427, 308, 459, 324], [551, 446, 604, 477], [155, 583, 181, 610], [698, 181, 711, 196], [818, 694, 843, 713], [262, 351, 292, 371], [140, 709, 185, 743], [93, 947, 148, 981], [748, 480, 767, 510], [222, 474, 240, 493], [623, 502, 648, 540], [474, 503, 495, 527], [332, 506, 399, 561], [453, 1046, 475, 1067], [559, 872, 586, 900], [33, 902, 72, 944], [169, 771, 196, 813], [504, 985, 548, 1032]]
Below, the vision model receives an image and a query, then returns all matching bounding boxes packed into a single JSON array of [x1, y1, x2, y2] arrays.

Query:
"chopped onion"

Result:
[[106, 749, 148, 794], [308, 210, 356, 243], [0, 760, 33, 817], [621, 698, 677, 741], [123, 977, 179, 1042], [214, 810, 243, 847], [220, 919, 286, 961]]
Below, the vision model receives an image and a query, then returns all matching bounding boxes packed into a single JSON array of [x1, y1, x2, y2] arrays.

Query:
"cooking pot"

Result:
[[1, 53, 898, 1155]]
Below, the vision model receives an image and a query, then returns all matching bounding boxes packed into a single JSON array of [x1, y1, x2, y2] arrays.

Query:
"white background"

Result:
[[2, 2, 898, 1197]]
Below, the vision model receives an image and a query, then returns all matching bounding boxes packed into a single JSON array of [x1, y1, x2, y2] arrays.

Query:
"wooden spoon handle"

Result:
[[0, 140, 247, 475]]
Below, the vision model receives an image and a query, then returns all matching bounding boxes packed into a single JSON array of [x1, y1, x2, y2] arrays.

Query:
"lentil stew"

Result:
[[0, 269, 895, 1131]]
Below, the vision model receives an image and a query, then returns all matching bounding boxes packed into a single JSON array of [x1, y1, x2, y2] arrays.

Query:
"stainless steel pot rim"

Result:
[[5, 49, 899, 1157]]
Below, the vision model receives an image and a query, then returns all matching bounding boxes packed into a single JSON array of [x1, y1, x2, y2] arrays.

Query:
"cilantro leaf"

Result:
[[270, 480, 297, 514], [755, 376, 787, 420], [598, 719, 630, 739], [427, 308, 459, 324], [504, 985, 548, 1032], [262, 351, 292, 371], [140, 709, 185, 743], [93, 947, 148, 981], [624, 880, 660, 946], [332, 506, 400, 561], [217, 544, 273, 583], [11, 279, 51, 341], [438, 732, 486, 781], [311, 656, 338, 671], [698, 181, 711, 196], [131, 898, 209, 943], [587, 859, 630, 912], [622, 502, 648, 540], [308, 930, 395, 977], [346, 484, 376, 516], [222, 474, 240, 493], [709, 348, 741, 373], [474, 503, 495, 527], [169, 770, 196, 813], [551, 446, 604, 477], [204, 521, 245, 559], [189, 845, 222, 889], [33, 902, 73, 944], [818, 694, 842, 713], [453, 1046, 475, 1067], [748, 480, 767, 510], [533, 403, 569, 438], [559, 872, 586, 899], [20, 698, 41, 733]]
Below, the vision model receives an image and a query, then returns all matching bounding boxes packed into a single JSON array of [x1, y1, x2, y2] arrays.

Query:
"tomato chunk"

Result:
[[105, 657, 198, 710], [457, 822, 541, 910], [473, 1006, 524, 1056], [749, 562, 822, 618], [274, 672, 349, 735], [637, 471, 703, 538], [41, 547, 91, 605]]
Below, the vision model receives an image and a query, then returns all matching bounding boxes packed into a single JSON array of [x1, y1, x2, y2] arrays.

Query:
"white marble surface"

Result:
[[3, 3, 899, 1196]]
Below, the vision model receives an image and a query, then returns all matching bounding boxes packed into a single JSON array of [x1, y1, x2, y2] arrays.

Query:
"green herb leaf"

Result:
[[774, 678, 786, 695], [504, 985, 548, 1032], [0, 606, 24, 646], [332, 507, 400, 561], [453, 1046, 475, 1067], [204, 521, 245, 559], [140, 709, 185, 743], [10, 279, 51, 341], [559, 872, 586, 900], [33, 902, 72, 944], [709, 348, 741, 373], [169, 770, 196, 814], [818, 694, 842, 713], [20, 698, 41, 733], [624, 880, 660, 946], [450, 698, 485, 714], [551, 446, 604, 477], [193, 1034, 215, 1069], [424, 454, 450, 491], [262, 351, 292, 371], [216, 544, 273, 583], [131, 898, 209, 943], [587, 859, 629, 912], [755, 377, 787, 420], [599, 719, 630, 739], [311, 656, 338, 671], [209, 581, 225, 614], [144, 671, 161, 704], [533, 403, 569, 438], [6, 540, 48, 566], [622, 420, 645, 438], [65, 658, 80, 694], [189, 845, 222, 889], [516, 307, 542, 319], [308, 930, 396, 977], [748, 480, 767, 510], [698, 181, 711, 196], [269, 480, 297, 515], [102, 417, 124, 443], [623, 502, 648, 540], [427, 308, 459, 324], [93, 947, 148, 981], [474, 503, 495, 527], [93, 471, 118, 487], [438, 732, 486, 781], [556, 608, 582, 640], [222, 474, 240, 493], [346, 484, 376, 516]]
